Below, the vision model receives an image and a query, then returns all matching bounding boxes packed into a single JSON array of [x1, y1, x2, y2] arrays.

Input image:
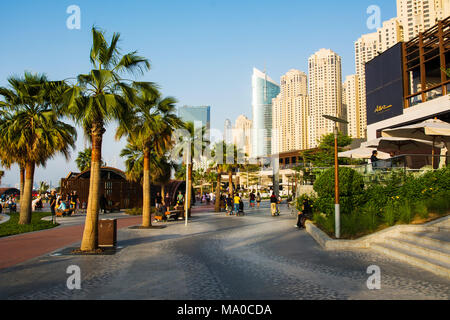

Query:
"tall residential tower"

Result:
[[272, 69, 309, 153], [308, 49, 343, 148]]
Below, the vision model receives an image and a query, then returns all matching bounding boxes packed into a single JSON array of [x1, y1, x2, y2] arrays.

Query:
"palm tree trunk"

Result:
[[19, 162, 34, 225], [142, 148, 152, 228], [161, 184, 165, 203], [228, 170, 233, 196], [19, 165, 25, 208], [80, 125, 104, 251], [215, 171, 221, 212]]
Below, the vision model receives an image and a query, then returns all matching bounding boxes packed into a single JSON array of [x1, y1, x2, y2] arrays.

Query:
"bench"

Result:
[[105, 202, 121, 213], [56, 208, 75, 217], [155, 209, 183, 222]]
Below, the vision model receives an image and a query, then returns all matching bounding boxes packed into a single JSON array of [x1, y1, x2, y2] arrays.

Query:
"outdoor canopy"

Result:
[[338, 147, 390, 159], [363, 137, 443, 154], [381, 118, 450, 166]]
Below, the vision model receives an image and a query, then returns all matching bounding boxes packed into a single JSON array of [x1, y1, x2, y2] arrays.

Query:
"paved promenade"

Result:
[[0, 202, 449, 300]]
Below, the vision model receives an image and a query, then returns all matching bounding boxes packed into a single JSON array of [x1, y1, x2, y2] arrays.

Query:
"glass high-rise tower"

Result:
[[251, 68, 280, 158]]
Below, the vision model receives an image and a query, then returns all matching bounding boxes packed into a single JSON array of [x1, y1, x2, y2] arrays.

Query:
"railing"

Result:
[[297, 154, 449, 185]]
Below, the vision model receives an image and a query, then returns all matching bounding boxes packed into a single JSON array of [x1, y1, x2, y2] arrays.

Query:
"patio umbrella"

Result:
[[338, 147, 390, 159], [382, 119, 450, 167], [364, 137, 442, 154]]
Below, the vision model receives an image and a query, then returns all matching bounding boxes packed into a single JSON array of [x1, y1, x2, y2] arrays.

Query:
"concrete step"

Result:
[[399, 232, 450, 251], [387, 237, 450, 264], [371, 243, 450, 279]]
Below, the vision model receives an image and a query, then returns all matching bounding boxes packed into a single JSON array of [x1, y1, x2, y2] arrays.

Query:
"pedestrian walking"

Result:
[[270, 192, 279, 216], [49, 189, 57, 224], [249, 191, 256, 208], [226, 194, 233, 215], [233, 193, 241, 215], [256, 192, 261, 208]]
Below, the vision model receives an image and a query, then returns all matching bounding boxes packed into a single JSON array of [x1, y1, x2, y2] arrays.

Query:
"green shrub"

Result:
[[360, 205, 380, 232], [413, 201, 429, 219], [313, 212, 334, 235], [383, 202, 397, 226], [398, 200, 413, 224], [314, 167, 365, 198], [313, 167, 365, 216], [341, 211, 360, 238]]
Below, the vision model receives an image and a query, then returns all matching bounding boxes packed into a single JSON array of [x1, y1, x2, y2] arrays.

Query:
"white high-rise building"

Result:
[[224, 119, 233, 144], [272, 69, 309, 153], [308, 49, 343, 148], [377, 17, 404, 52], [397, 0, 450, 41], [343, 75, 363, 139], [232, 115, 252, 158], [251, 68, 280, 158]]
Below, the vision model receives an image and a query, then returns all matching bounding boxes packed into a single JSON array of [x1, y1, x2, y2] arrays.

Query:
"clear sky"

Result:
[[0, 0, 397, 187]]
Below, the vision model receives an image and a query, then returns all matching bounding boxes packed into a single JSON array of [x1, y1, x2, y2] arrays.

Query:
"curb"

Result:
[[305, 215, 450, 250]]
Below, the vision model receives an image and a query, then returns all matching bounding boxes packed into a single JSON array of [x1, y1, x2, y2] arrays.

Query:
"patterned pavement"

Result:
[[0, 202, 449, 300]]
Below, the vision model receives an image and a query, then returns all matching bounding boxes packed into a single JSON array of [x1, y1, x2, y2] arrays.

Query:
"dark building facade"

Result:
[[366, 17, 450, 140], [60, 167, 186, 209]]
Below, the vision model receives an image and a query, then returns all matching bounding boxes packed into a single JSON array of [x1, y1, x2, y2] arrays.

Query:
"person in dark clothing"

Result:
[[164, 193, 171, 208], [100, 194, 107, 214], [270, 192, 279, 216], [155, 192, 163, 210], [371, 150, 379, 169], [297, 197, 313, 229], [49, 189, 57, 224], [226, 194, 233, 215]]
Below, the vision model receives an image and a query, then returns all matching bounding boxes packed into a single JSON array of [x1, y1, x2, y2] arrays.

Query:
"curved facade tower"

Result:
[[251, 67, 280, 158]]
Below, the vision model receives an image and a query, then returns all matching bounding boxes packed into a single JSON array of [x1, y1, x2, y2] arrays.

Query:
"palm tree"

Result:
[[75, 148, 106, 172], [117, 92, 182, 228], [38, 181, 50, 195], [0, 72, 76, 224], [173, 122, 209, 212], [62, 27, 150, 250], [211, 142, 244, 212], [121, 141, 174, 225]]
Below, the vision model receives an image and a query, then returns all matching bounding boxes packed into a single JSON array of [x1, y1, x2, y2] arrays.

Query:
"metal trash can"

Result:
[[98, 219, 117, 247]]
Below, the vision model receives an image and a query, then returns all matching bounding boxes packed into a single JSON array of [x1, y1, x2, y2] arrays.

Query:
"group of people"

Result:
[[197, 192, 215, 204], [49, 190, 84, 220], [0, 196, 17, 213], [224, 193, 244, 216]]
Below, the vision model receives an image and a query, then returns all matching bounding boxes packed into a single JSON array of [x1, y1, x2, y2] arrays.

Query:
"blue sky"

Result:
[[0, 0, 397, 187]]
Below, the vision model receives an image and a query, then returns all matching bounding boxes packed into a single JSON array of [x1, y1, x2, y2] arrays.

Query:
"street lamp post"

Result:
[[185, 140, 191, 227], [323, 115, 348, 239]]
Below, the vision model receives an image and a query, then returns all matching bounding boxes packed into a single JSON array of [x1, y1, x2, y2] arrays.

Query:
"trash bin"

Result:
[[98, 219, 117, 247]]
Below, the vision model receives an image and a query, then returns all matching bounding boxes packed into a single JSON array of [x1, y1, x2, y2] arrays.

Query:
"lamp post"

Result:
[[323, 115, 348, 239], [185, 139, 191, 227]]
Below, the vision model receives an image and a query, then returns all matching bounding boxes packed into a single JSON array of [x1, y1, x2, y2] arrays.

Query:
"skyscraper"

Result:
[[224, 119, 233, 144], [308, 49, 343, 148], [251, 67, 280, 158], [272, 69, 309, 153], [343, 75, 362, 138], [397, 0, 450, 41], [232, 115, 252, 158]]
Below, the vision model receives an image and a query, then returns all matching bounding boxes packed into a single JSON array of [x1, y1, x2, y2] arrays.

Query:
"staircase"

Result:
[[371, 226, 450, 279]]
